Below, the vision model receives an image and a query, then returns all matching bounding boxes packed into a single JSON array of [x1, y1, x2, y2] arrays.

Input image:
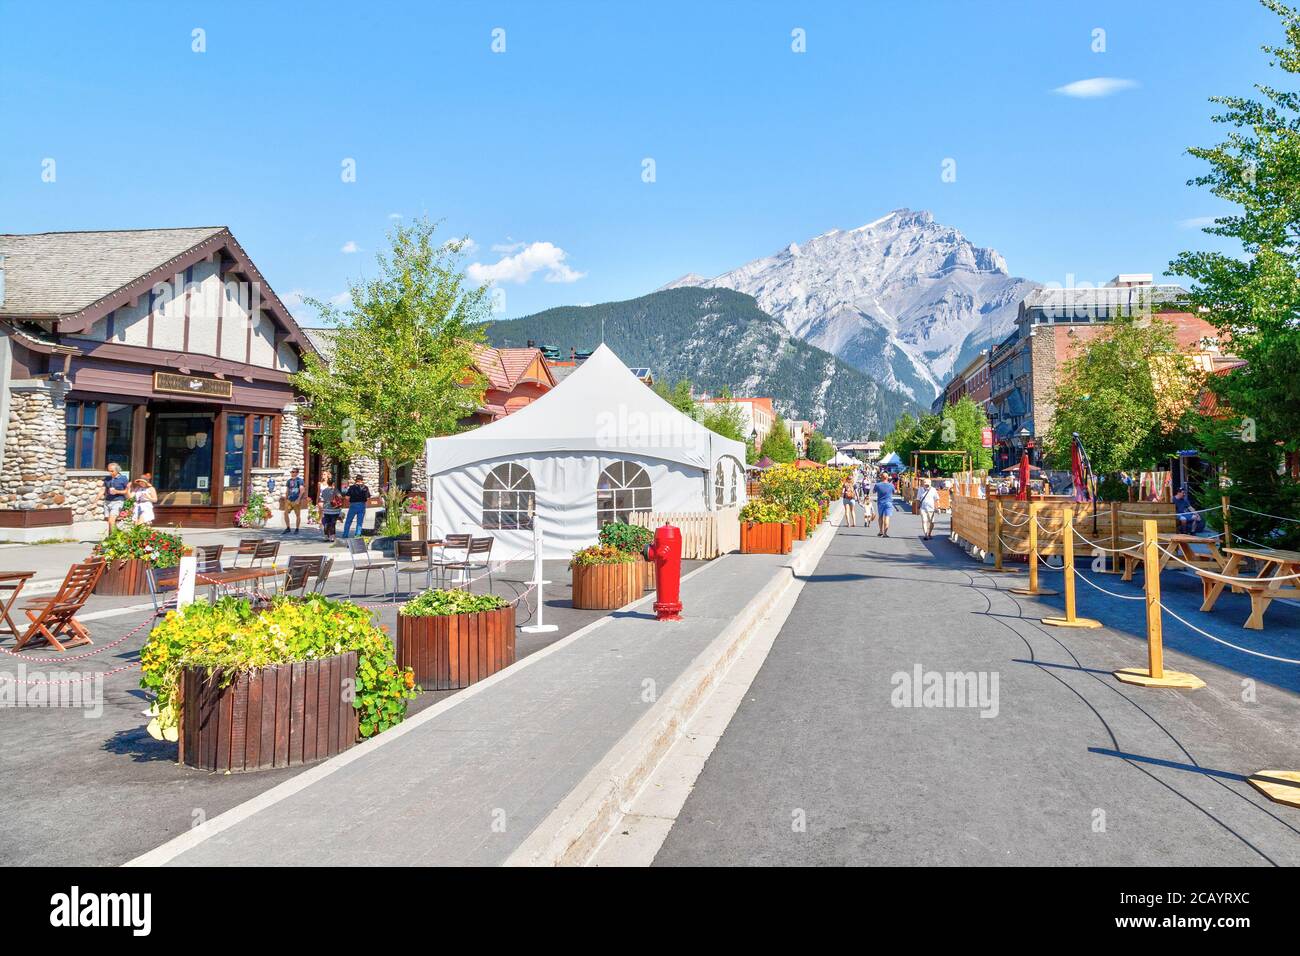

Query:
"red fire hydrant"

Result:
[[647, 524, 683, 621]]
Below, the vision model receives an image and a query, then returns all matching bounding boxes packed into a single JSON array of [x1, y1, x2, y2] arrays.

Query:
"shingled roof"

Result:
[[0, 227, 226, 316]]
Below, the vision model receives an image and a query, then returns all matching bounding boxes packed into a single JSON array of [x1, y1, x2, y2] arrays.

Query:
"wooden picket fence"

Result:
[[629, 507, 740, 559]]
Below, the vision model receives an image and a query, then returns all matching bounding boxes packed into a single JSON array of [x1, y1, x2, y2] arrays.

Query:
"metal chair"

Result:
[[346, 537, 395, 599], [313, 557, 334, 594], [250, 540, 280, 569], [286, 554, 330, 596], [395, 540, 431, 596], [145, 565, 181, 617], [281, 561, 313, 597], [444, 536, 494, 591], [233, 539, 260, 567], [431, 533, 471, 588]]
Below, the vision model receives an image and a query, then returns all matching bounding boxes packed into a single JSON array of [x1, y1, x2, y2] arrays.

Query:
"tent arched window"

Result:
[[715, 455, 744, 507], [482, 463, 536, 530], [597, 461, 651, 524]]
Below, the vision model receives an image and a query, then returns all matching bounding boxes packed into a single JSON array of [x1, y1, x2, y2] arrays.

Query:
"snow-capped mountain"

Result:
[[658, 209, 1039, 401]]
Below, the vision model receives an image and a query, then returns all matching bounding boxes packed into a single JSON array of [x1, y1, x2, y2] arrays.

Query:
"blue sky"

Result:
[[0, 0, 1281, 322]]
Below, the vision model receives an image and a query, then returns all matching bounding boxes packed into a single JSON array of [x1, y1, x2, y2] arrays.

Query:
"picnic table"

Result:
[[0, 571, 35, 640], [1118, 533, 1227, 582], [1197, 547, 1300, 631]]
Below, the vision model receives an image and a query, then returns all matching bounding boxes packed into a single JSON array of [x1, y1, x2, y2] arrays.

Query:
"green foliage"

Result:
[[400, 588, 509, 616], [761, 416, 797, 463], [739, 499, 791, 523], [653, 379, 698, 419], [376, 486, 412, 538], [697, 389, 748, 443], [139, 596, 417, 741], [598, 522, 654, 555], [1193, 414, 1300, 549], [881, 398, 991, 473], [95, 524, 185, 568], [1042, 314, 1202, 474], [568, 544, 639, 568], [293, 218, 489, 476], [235, 491, 272, 528], [806, 431, 835, 464], [1167, 0, 1300, 536], [484, 287, 922, 437]]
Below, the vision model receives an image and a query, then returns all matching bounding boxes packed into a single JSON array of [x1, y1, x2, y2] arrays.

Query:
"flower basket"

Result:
[[93, 525, 185, 595], [741, 521, 793, 554], [177, 653, 359, 773], [397, 591, 516, 690]]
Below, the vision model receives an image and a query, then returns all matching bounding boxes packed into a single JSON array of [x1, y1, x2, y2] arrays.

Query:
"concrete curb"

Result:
[[504, 515, 841, 867]]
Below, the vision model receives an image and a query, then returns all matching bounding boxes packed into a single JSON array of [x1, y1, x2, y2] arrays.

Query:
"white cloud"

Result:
[[443, 236, 477, 255], [387, 212, 403, 220], [1052, 77, 1139, 98], [491, 239, 526, 254], [466, 241, 586, 285], [1179, 215, 1217, 229], [283, 288, 308, 307], [340, 240, 360, 254], [330, 291, 351, 306]]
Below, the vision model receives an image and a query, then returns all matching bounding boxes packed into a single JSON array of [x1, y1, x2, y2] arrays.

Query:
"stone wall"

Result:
[[67, 473, 106, 521], [0, 382, 68, 512], [1029, 329, 1061, 441]]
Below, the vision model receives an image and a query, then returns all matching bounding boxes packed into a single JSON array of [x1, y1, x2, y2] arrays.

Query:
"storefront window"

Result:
[[153, 413, 214, 506], [104, 403, 134, 472], [65, 402, 98, 469], [251, 415, 274, 469], [223, 414, 247, 506]]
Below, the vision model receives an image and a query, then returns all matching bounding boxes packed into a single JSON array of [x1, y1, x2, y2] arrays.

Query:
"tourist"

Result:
[[100, 462, 129, 533], [873, 471, 896, 538], [342, 475, 370, 538], [917, 478, 939, 540], [131, 476, 157, 526], [841, 475, 857, 527], [281, 467, 305, 535], [319, 472, 341, 543], [1174, 488, 1202, 534]]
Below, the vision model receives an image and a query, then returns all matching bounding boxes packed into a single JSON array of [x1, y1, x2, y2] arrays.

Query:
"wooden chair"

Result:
[[444, 536, 494, 591], [285, 554, 331, 596], [395, 540, 431, 595], [233, 539, 260, 567], [281, 562, 313, 597], [250, 540, 280, 568], [14, 559, 105, 652]]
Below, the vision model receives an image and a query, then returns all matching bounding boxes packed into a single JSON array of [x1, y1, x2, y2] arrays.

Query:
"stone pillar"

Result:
[[0, 381, 69, 512]]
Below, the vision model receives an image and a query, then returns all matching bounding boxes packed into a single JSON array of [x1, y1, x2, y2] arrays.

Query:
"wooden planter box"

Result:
[[741, 521, 793, 554], [571, 560, 643, 609], [792, 514, 807, 541], [94, 557, 151, 596], [178, 652, 358, 773], [396, 606, 516, 690]]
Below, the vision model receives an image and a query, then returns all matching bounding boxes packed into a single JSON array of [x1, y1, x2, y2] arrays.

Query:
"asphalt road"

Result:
[[654, 507, 1300, 866]]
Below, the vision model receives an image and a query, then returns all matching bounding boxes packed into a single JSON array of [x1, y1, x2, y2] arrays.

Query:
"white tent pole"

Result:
[[521, 516, 556, 634]]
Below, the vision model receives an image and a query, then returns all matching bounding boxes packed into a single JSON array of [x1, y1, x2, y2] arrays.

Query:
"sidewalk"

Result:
[[130, 541, 814, 866]]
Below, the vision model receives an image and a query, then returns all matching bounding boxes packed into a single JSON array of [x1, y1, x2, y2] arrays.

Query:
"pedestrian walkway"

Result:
[[654, 508, 1300, 866], [130, 547, 799, 866]]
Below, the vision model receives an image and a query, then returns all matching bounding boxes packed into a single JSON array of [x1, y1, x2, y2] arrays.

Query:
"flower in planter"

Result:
[[569, 544, 640, 569], [739, 499, 791, 524], [95, 524, 185, 568], [400, 588, 508, 616], [598, 522, 653, 556]]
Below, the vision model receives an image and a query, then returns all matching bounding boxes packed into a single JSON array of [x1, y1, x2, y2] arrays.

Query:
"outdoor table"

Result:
[[1117, 533, 1226, 582], [195, 565, 284, 600], [0, 571, 35, 640], [1197, 546, 1300, 630]]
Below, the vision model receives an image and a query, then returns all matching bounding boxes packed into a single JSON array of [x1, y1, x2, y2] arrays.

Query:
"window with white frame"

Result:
[[482, 463, 536, 529], [596, 461, 651, 524]]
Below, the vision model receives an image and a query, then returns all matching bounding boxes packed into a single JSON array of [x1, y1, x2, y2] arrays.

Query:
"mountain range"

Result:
[[482, 287, 920, 439], [659, 208, 1039, 402]]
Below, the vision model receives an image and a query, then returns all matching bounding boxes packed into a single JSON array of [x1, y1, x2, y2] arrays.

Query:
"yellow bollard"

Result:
[[1042, 509, 1101, 628], [1010, 502, 1058, 596], [1114, 519, 1204, 689]]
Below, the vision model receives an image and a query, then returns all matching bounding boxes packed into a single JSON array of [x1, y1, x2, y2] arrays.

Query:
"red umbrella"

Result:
[[1015, 451, 1031, 502]]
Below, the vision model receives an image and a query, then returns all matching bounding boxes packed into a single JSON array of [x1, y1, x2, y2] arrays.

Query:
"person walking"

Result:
[[131, 476, 157, 526], [342, 475, 370, 538], [860, 473, 876, 528], [318, 472, 341, 543], [100, 462, 130, 533], [873, 471, 896, 538], [281, 467, 306, 535], [841, 475, 857, 527], [917, 478, 939, 540]]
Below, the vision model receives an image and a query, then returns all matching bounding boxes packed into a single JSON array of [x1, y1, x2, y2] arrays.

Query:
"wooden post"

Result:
[[1043, 508, 1100, 628], [1104, 501, 1121, 574], [1010, 502, 1058, 596], [987, 500, 1016, 573], [1114, 518, 1204, 689], [1221, 494, 1232, 550]]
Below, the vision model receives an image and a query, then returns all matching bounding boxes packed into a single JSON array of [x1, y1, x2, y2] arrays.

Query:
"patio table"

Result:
[[1197, 546, 1300, 630]]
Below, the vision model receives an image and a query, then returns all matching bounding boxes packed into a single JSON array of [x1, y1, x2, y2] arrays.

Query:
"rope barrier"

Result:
[[1070, 526, 1144, 554], [1150, 546, 1300, 584], [1230, 504, 1300, 525], [1071, 566, 1146, 601], [1159, 602, 1300, 665], [0, 615, 153, 664], [0, 660, 141, 685]]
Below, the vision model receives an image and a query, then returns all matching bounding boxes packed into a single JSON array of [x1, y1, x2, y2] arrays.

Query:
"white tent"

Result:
[[424, 344, 749, 559], [826, 451, 859, 466]]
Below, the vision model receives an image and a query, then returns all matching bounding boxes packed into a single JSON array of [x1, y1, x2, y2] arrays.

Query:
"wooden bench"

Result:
[[1197, 547, 1300, 631], [1118, 534, 1227, 582]]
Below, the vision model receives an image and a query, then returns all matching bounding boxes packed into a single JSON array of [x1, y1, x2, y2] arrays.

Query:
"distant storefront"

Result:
[[0, 227, 319, 539]]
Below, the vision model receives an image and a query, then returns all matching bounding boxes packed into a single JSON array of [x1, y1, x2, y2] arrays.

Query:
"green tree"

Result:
[[292, 219, 488, 475], [1042, 314, 1202, 475], [653, 378, 697, 419], [806, 430, 835, 463], [935, 396, 994, 472], [761, 415, 797, 463], [697, 389, 747, 443], [1169, 0, 1300, 540]]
